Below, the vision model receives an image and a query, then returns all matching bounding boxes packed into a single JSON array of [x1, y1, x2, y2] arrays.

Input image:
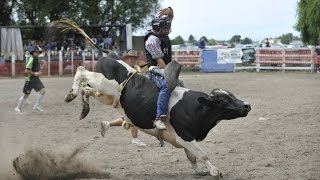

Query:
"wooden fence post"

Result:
[[82, 51, 85, 68], [11, 52, 16, 77], [91, 49, 95, 72], [311, 48, 315, 73], [256, 49, 260, 72], [47, 51, 51, 77], [59, 50, 63, 76], [71, 50, 74, 76], [282, 49, 286, 72]]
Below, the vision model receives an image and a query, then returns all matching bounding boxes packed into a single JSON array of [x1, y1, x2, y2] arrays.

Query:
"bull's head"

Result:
[[198, 88, 251, 120]]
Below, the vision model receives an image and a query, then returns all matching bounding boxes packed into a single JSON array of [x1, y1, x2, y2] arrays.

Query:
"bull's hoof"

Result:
[[195, 171, 210, 176], [79, 90, 90, 120], [65, 90, 77, 103], [80, 105, 90, 120], [210, 170, 223, 180], [80, 109, 89, 120]]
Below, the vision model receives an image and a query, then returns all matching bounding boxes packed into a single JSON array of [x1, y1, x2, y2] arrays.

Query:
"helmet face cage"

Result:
[[151, 16, 171, 35]]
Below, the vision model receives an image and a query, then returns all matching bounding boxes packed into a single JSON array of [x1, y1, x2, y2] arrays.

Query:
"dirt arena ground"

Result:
[[0, 71, 319, 180]]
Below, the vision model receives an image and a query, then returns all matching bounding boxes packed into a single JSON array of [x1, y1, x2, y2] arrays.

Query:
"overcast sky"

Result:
[[157, 0, 299, 41]]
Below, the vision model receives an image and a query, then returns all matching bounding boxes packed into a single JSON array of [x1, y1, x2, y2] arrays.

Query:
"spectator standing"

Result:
[[198, 37, 206, 49]]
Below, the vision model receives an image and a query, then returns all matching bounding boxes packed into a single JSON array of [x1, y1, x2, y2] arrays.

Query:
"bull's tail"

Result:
[[49, 18, 112, 54]]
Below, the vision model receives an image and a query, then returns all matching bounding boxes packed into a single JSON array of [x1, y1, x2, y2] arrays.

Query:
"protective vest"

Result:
[[144, 32, 172, 67]]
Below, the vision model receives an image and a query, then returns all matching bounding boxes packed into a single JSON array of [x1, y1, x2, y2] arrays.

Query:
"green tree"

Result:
[[13, 0, 160, 31], [201, 36, 208, 42], [171, 36, 185, 45], [296, 0, 320, 45], [188, 35, 197, 45], [280, 33, 293, 44], [188, 35, 195, 42], [229, 35, 241, 43], [46, 0, 79, 22], [96, 0, 159, 30], [208, 38, 217, 45], [240, 37, 252, 44], [0, 0, 17, 25], [15, 0, 49, 25]]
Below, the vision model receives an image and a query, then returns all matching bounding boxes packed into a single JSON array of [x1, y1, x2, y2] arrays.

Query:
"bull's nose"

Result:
[[244, 102, 251, 112]]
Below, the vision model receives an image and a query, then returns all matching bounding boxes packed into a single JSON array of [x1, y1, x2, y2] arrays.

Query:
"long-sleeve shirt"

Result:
[[145, 35, 164, 59]]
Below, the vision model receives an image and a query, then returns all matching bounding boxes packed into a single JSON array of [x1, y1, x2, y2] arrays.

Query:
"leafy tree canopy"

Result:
[[229, 35, 241, 43], [5, 0, 160, 31], [208, 38, 217, 45], [171, 35, 185, 45], [188, 35, 195, 42], [280, 33, 293, 44], [240, 37, 252, 45], [296, 0, 320, 45], [0, 0, 17, 26], [188, 34, 197, 45]]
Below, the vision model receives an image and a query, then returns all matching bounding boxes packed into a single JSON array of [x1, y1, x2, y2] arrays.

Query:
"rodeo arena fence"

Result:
[[1, 47, 320, 77]]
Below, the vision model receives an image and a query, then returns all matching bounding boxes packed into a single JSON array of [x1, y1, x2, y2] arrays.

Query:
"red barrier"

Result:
[[172, 50, 201, 67]]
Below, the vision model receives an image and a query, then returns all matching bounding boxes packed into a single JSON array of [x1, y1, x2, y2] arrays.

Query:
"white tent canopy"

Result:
[[1, 28, 24, 60]]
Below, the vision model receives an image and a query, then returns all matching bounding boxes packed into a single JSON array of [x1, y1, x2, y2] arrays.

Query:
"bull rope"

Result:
[[119, 65, 148, 93]]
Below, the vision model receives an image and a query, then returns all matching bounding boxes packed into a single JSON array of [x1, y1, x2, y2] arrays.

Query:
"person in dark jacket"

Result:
[[198, 37, 205, 49]]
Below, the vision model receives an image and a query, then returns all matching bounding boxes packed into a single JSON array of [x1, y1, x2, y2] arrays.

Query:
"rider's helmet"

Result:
[[151, 16, 171, 35]]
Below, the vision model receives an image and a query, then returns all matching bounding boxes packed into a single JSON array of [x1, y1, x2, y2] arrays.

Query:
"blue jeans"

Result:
[[148, 72, 171, 118]]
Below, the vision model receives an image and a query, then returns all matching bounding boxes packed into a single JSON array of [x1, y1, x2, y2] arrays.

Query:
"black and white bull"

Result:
[[65, 54, 251, 179]]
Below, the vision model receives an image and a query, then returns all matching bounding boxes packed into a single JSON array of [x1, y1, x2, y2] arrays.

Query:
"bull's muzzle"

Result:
[[244, 102, 251, 112]]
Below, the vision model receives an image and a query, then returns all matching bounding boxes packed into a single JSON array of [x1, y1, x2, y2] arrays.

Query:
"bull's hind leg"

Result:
[[65, 66, 121, 106], [65, 66, 87, 103], [178, 140, 223, 180], [80, 88, 90, 120], [79, 82, 103, 120]]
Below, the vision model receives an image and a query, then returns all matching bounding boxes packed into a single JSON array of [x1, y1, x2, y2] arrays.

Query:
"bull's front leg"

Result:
[[177, 139, 223, 180], [65, 66, 87, 103], [184, 148, 210, 176]]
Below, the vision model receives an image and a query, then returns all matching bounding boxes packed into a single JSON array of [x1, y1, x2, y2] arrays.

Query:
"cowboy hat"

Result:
[[122, 50, 139, 58], [30, 46, 43, 55]]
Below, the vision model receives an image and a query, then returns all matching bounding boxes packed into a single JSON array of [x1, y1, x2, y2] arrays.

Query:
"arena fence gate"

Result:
[[234, 48, 316, 72]]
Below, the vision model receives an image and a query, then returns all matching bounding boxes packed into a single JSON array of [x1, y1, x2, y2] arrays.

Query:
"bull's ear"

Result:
[[198, 97, 210, 106]]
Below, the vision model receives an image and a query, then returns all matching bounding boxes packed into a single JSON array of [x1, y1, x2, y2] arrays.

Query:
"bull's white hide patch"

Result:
[[117, 60, 136, 74], [168, 87, 189, 112]]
